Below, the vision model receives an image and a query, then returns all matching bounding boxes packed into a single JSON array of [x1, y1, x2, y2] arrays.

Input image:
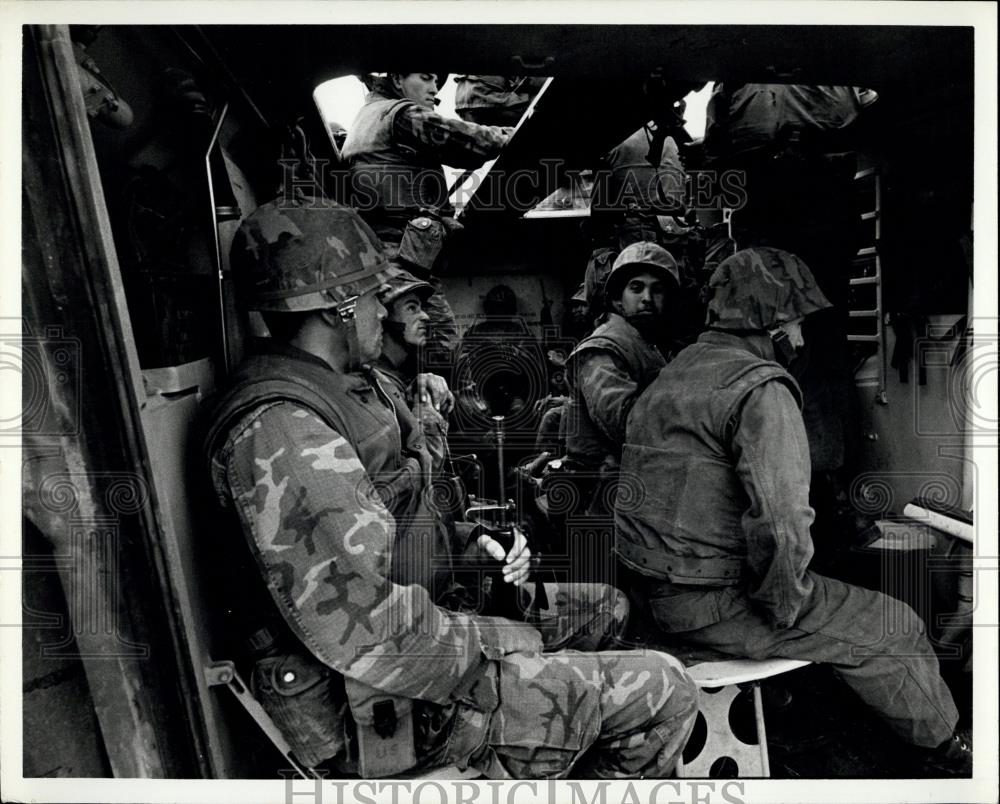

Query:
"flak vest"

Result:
[[563, 313, 667, 466], [341, 93, 450, 232], [199, 344, 460, 770], [615, 338, 802, 586], [202, 343, 453, 596]]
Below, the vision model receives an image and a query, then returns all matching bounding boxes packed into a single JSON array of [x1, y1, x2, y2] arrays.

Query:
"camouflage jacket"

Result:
[[205, 351, 542, 768], [343, 90, 509, 234]]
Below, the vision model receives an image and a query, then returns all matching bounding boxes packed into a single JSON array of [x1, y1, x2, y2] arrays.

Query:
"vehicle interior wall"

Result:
[[443, 218, 590, 338], [52, 25, 287, 777], [24, 22, 977, 779], [22, 24, 228, 779], [847, 80, 973, 518]]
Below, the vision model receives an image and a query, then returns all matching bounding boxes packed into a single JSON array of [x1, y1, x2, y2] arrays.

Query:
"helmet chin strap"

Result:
[[335, 294, 364, 371], [382, 319, 408, 343], [768, 327, 797, 367]]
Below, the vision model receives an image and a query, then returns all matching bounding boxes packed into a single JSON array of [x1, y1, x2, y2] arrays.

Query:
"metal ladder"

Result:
[[848, 168, 888, 405]]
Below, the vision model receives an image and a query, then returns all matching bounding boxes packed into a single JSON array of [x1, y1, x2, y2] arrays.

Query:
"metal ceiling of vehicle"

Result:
[[189, 24, 973, 221], [196, 24, 972, 114]]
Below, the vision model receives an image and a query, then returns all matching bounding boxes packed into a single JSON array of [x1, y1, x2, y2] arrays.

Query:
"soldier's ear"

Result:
[[318, 308, 342, 330]]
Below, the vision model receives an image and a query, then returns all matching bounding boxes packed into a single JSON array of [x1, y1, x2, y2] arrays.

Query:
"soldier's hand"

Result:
[[415, 373, 455, 415], [503, 526, 532, 586], [477, 528, 531, 587]]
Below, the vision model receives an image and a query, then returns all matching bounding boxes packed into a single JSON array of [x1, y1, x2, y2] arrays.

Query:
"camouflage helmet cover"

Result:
[[706, 247, 832, 331], [604, 241, 680, 302], [232, 197, 401, 312], [379, 270, 434, 308]]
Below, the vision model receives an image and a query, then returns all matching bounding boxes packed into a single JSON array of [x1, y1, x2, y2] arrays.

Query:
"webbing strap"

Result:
[[337, 294, 363, 371], [205, 661, 319, 780]]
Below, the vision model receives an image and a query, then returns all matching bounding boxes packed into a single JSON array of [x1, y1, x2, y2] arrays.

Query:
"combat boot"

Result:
[[914, 730, 972, 777]]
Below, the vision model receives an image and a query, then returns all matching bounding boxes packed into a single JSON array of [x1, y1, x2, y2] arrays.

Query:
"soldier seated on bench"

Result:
[[615, 247, 971, 777], [198, 197, 698, 779]]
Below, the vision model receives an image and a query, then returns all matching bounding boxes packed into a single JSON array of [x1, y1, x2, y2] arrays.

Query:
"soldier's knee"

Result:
[[647, 650, 700, 721], [877, 596, 934, 652], [586, 583, 630, 638]]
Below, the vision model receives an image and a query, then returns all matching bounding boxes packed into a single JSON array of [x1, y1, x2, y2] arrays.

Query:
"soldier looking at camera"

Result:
[[561, 241, 679, 517]]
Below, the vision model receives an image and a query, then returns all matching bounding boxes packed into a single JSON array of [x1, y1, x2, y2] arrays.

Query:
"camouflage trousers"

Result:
[[429, 582, 698, 778], [445, 648, 699, 779], [526, 581, 629, 652]]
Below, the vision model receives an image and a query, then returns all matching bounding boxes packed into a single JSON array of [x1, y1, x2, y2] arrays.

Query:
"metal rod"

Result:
[[205, 102, 230, 374], [493, 415, 506, 528], [753, 683, 771, 777]]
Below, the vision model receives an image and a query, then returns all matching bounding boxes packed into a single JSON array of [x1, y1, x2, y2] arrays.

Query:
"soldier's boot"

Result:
[[912, 729, 972, 777]]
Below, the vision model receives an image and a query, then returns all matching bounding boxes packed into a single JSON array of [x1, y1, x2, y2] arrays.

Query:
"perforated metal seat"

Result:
[[676, 657, 810, 778]]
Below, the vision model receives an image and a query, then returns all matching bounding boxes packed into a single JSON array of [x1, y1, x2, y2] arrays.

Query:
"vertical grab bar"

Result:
[[205, 102, 231, 374]]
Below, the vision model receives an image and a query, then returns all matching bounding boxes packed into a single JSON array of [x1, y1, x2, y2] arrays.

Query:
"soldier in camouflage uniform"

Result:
[[200, 198, 699, 778], [616, 248, 971, 776]]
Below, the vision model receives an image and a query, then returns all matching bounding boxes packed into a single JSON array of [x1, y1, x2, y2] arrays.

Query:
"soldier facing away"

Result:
[[615, 247, 971, 777], [198, 197, 698, 779], [341, 72, 512, 357]]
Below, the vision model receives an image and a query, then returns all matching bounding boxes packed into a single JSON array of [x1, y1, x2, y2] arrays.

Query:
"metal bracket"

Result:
[[337, 294, 359, 323], [204, 659, 318, 779], [721, 207, 734, 242], [511, 54, 555, 72], [203, 660, 236, 687]]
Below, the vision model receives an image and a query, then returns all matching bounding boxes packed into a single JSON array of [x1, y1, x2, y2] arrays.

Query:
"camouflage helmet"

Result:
[[604, 241, 680, 303], [379, 270, 434, 308], [706, 247, 832, 331], [232, 197, 400, 312]]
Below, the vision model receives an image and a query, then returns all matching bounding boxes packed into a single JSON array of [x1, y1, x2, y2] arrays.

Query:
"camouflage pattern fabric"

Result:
[[706, 246, 832, 331], [459, 649, 698, 779], [231, 198, 401, 312], [211, 401, 530, 702], [211, 398, 700, 776], [396, 99, 510, 169], [453, 75, 546, 127]]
